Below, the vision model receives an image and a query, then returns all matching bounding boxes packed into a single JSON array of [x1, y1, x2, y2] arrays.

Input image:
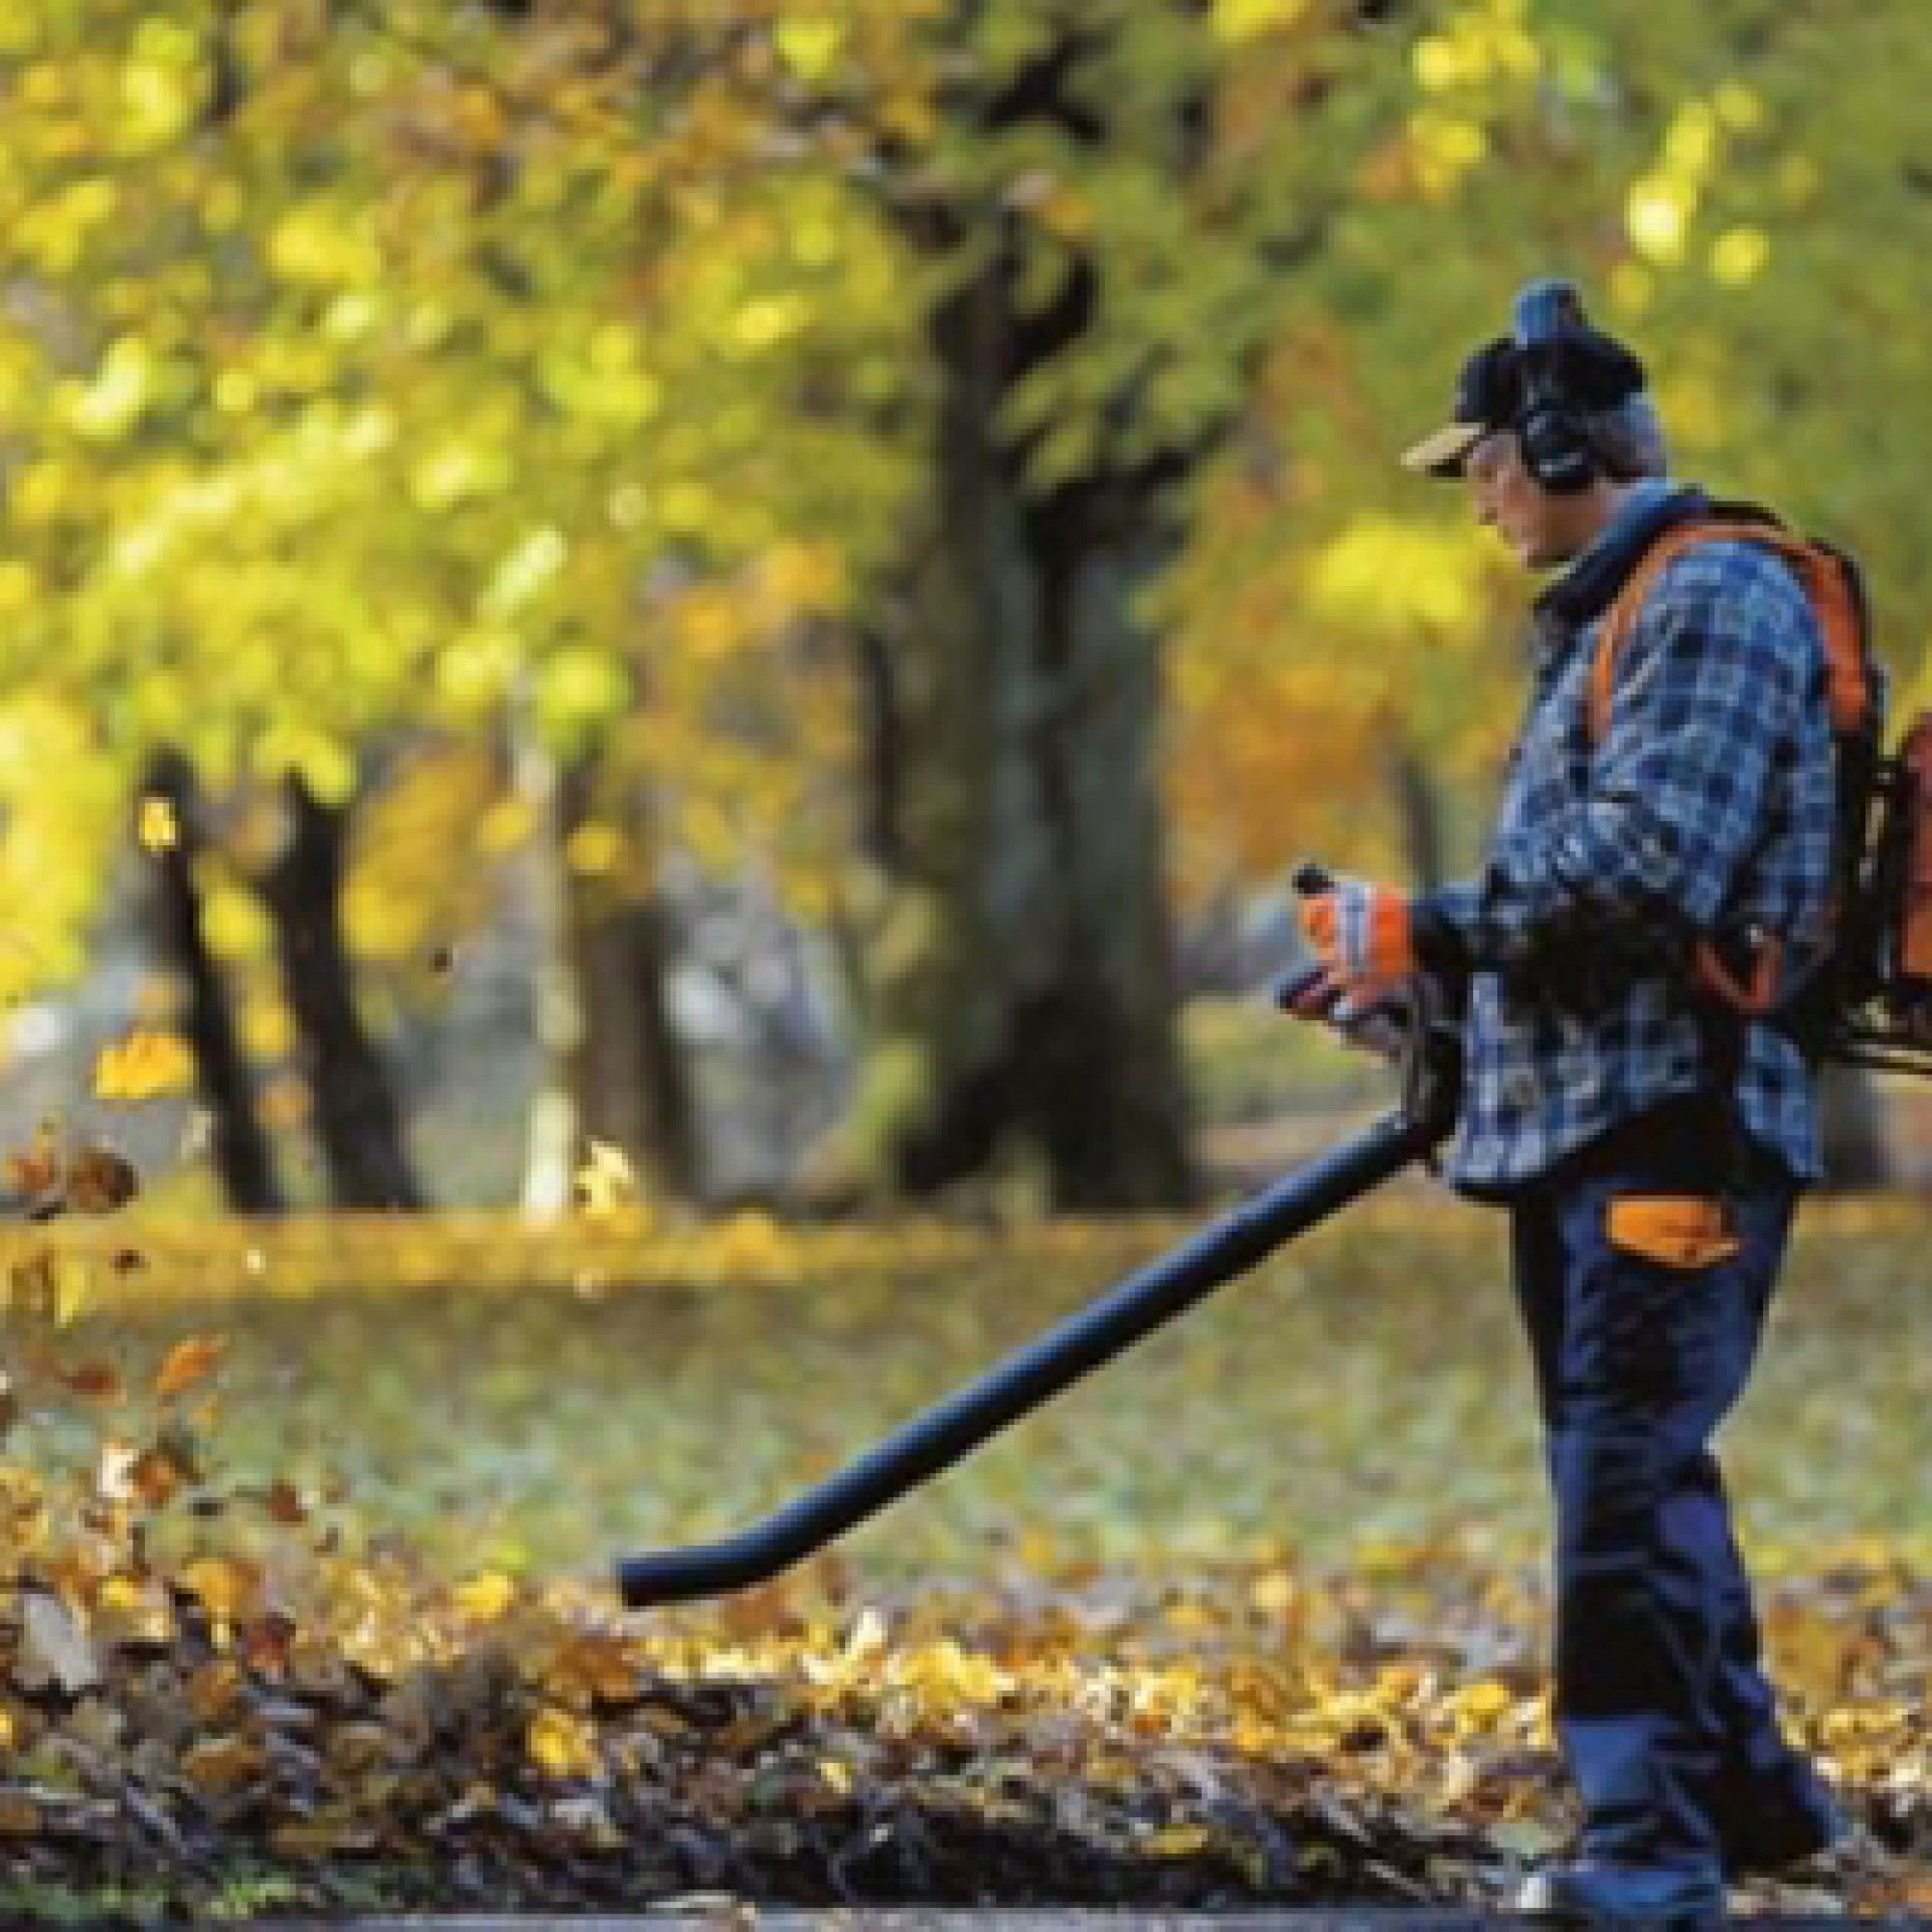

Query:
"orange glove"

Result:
[[1297, 876, 1417, 991]]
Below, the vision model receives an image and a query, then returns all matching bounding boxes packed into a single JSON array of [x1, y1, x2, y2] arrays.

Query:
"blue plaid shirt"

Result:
[[1415, 483, 1835, 1197]]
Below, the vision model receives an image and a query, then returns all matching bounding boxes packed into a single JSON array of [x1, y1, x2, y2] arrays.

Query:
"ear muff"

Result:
[[1510, 277, 1597, 495]]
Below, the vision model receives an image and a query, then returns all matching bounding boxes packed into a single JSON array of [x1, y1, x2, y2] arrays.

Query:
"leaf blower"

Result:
[[613, 867, 1459, 1608]]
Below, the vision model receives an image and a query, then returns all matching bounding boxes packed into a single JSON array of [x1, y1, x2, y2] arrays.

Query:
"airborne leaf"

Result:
[[155, 1336, 227, 1398]]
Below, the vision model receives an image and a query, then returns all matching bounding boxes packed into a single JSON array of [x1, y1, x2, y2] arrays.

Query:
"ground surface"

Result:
[[3, 1187, 1930, 1920]]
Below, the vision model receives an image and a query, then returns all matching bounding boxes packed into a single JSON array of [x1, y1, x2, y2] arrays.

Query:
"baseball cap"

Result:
[[1400, 324, 1648, 477]]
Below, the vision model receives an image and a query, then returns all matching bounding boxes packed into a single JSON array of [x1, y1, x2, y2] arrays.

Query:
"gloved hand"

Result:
[[1279, 968, 1408, 1062], [1328, 987, 1409, 1061], [1296, 872, 1418, 991]]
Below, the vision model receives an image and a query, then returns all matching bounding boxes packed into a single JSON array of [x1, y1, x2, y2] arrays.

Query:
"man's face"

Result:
[[1464, 431, 1577, 570]]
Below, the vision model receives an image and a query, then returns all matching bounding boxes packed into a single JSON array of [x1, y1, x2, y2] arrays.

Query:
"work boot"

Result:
[[1515, 1858, 1726, 1926], [1714, 1760, 1843, 1878]]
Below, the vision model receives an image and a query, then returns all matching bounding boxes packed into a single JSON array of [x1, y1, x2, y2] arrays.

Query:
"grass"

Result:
[[20, 1180, 1932, 1592]]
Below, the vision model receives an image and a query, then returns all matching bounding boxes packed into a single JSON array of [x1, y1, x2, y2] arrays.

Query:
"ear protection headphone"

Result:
[[1510, 277, 1597, 495]]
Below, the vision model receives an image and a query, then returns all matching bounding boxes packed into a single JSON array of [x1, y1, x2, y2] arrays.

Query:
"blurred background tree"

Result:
[[0, 0, 1926, 1214]]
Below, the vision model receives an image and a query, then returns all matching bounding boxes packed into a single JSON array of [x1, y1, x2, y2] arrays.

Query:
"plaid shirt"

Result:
[[1416, 484, 1835, 1197]]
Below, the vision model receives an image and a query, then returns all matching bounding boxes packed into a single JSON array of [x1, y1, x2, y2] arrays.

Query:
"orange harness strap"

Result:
[[1587, 519, 1872, 744], [1587, 518, 1868, 1019]]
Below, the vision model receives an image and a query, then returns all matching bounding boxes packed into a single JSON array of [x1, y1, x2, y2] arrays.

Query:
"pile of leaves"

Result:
[[3, 1527, 1931, 1918], [3, 1128, 1932, 1918]]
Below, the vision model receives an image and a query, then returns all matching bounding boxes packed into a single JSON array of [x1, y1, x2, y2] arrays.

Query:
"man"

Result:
[[1293, 286, 1844, 1924]]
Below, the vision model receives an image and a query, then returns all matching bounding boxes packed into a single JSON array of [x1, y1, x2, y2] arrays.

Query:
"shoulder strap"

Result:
[[1587, 519, 1872, 743]]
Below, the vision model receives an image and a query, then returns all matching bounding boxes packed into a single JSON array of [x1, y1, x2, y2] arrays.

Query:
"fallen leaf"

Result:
[[527, 1705, 599, 1779], [1147, 1821, 1213, 1857], [1488, 1818, 1564, 1860], [0, 1792, 43, 1836], [57, 1362, 125, 1404], [182, 1734, 267, 1795], [181, 1555, 257, 1622], [264, 1480, 308, 1525], [452, 1572, 517, 1621], [17, 1588, 101, 1695]]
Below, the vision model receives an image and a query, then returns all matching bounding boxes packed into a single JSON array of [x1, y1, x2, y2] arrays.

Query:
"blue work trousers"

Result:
[[1509, 1145, 1806, 1868]]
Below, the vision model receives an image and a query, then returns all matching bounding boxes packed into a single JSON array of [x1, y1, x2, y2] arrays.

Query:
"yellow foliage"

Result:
[[346, 744, 500, 965], [563, 821, 624, 878], [1709, 226, 1770, 287], [1627, 174, 1691, 266], [200, 882, 271, 963], [240, 996, 294, 1063], [1211, 0, 1311, 43], [1303, 515, 1485, 636], [774, 18, 846, 83]]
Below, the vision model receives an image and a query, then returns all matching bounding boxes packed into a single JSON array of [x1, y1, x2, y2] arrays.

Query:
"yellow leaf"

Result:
[[50, 1254, 90, 1325], [527, 1705, 598, 1779], [1449, 1678, 1517, 1730], [574, 1139, 644, 1223], [94, 1031, 194, 1102], [775, 18, 845, 81], [138, 795, 178, 853], [11, 1250, 94, 1326], [181, 1555, 255, 1622], [1147, 1821, 1212, 1858], [98, 1576, 145, 1614], [564, 820, 624, 877], [453, 1573, 518, 1621], [1213, 0, 1310, 43]]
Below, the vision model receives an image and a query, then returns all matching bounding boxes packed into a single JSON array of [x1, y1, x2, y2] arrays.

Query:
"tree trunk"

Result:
[[830, 262, 1193, 1211], [1019, 490, 1194, 1209], [140, 749, 285, 1215], [559, 758, 703, 1203], [1816, 1060, 1892, 1190], [1386, 733, 1447, 892], [509, 701, 577, 1218], [258, 772, 425, 1211]]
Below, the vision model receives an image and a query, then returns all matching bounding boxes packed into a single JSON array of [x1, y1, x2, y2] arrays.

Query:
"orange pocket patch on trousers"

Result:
[[1605, 1194, 1741, 1270]]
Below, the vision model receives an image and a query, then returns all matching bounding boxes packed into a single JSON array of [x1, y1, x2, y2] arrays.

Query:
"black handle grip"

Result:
[[1271, 962, 1328, 1010]]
